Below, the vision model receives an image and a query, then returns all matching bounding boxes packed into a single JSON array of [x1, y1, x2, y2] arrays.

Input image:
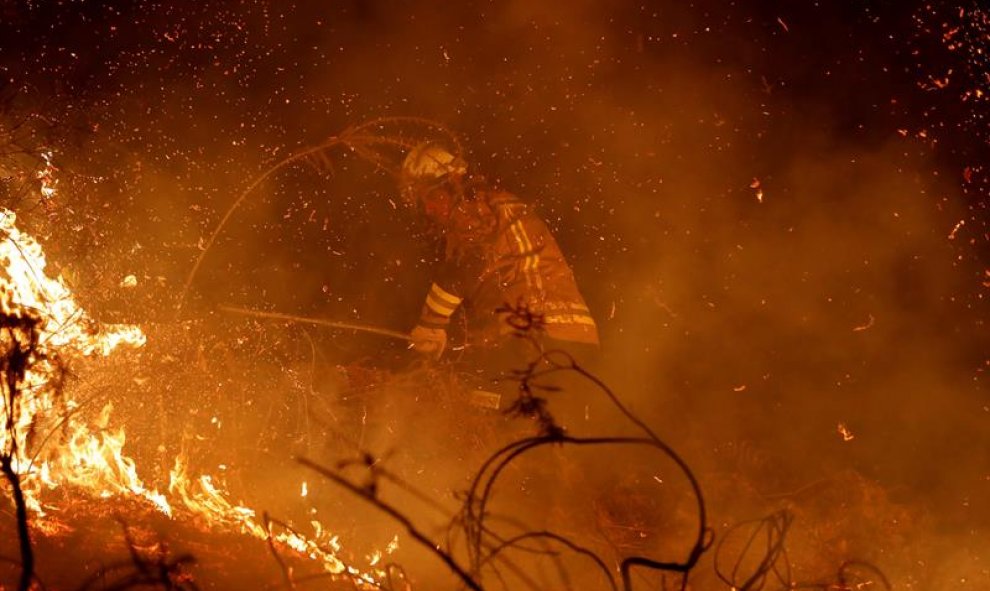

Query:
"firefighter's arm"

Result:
[[411, 282, 463, 357]]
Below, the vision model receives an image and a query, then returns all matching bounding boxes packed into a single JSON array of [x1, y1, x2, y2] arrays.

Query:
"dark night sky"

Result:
[[0, 3, 984, 319]]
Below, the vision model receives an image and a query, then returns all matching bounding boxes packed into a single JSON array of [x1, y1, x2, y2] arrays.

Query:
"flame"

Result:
[[0, 207, 379, 585], [36, 152, 57, 200], [0, 207, 148, 515]]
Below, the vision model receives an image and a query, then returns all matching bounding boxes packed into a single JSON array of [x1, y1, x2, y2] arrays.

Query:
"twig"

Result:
[[0, 314, 42, 591], [0, 456, 33, 591], [176, 137, 346, 313], [714, 510, 793, 591], [481, 531, 617, 591], [0, 556, 47, 590], [177, 117, 462, 312], [297, 456, 484, 591], [264, 512, 297, 590], [75, 519, 198, 591]]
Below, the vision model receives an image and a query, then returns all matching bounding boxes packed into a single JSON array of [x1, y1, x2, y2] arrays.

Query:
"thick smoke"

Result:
[[0, 1, 986, 589]]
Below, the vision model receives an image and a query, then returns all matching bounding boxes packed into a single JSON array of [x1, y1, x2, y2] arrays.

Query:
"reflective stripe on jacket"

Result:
[[418, 186, 599, 346]]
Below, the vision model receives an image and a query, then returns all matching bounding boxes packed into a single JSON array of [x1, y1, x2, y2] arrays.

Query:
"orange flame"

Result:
[[0, 208, 379, 584]]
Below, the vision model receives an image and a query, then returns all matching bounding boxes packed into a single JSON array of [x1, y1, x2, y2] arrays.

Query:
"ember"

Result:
[[0, 2, 986, 590], [0, 206, 379, 586]]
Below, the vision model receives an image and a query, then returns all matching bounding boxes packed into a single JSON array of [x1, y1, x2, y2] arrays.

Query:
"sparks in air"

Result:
[[36, 151, 57, 200], [0, 207, 381, 584]]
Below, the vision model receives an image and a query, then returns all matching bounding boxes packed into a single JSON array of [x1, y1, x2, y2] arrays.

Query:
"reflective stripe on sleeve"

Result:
[[425, 283, 462, 317], [544, 312, 598, 327], [509, 220, 543, 291], [430, 283, 462, 306]]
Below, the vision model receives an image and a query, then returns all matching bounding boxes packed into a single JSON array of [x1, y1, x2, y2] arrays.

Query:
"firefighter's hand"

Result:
[[410, 325, 447, 358]]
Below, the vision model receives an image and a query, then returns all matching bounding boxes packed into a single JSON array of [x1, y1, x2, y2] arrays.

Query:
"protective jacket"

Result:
[[417, 184, 599, 346]]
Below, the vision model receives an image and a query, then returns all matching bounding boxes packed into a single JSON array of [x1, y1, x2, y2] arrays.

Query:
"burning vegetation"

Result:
[[0, 206, 382, 587], [0, 1, 988, 591]]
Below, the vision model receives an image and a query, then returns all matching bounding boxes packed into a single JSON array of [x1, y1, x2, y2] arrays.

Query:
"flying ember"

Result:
[[0, 207, 378, 586]]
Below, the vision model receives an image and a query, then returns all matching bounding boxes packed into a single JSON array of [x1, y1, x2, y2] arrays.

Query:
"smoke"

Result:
[[1, 0, 987, 588]]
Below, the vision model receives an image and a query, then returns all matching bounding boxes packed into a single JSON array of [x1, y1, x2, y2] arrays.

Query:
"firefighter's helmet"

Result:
[[401, 143, 467, 183]]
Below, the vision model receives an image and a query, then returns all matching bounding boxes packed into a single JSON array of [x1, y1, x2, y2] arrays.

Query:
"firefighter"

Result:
[[400, 143, 599, 408]]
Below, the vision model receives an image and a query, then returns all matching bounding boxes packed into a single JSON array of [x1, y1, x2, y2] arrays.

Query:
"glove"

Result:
[[410, 325, 447, 358]]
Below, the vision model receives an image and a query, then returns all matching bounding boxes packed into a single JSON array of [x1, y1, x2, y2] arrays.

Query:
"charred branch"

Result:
[[0, 309, 43, 591]]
